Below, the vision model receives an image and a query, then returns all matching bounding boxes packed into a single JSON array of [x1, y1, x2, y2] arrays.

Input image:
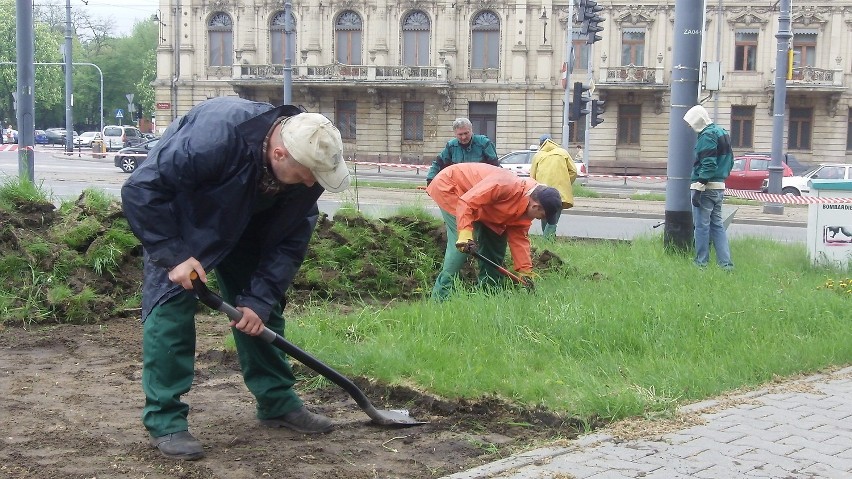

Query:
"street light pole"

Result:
[[14, 0, 35, 182], [64, 0, 74, 153], [283, 0, 293, 104], [560, 0, 575, 144]]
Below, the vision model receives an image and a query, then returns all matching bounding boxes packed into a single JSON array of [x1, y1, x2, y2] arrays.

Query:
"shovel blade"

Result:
[[369, 408, 428, 427]]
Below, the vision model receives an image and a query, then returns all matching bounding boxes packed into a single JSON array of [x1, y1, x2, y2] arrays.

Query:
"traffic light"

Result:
[[570, 82, 590, 122], [590, 99, 605, 127], [580, 0, 605, 44]]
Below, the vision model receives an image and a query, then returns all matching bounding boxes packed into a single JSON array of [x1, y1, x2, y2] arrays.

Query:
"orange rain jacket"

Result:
[[426, 163, 538, 272]]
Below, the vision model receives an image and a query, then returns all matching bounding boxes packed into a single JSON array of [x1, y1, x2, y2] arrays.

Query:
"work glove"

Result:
[[455, 229, 478, 254], [691, 189, 701, 208], [426, 178, 432, 187]]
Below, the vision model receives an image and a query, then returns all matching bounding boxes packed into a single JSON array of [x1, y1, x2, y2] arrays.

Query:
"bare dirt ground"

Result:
[[0, 314, 584, 479]]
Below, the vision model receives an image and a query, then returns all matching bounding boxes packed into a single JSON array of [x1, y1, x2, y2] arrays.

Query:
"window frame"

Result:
[[208, 12, 234, 67], [336, 100, 357, 140], [734, 31, 758, 71], [402, 101, 424, 141], [617, 104, 642, 145], [471, 11, 500, 70], [730, 105, 755, 149], [270, 10, 297, 65], [788, 107, 813, 150], [402, 10, 431, 67]]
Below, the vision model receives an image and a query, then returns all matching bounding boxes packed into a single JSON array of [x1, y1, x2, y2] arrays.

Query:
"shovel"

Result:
[[467, 250, 534, 291], [189, 272, 425, 427]]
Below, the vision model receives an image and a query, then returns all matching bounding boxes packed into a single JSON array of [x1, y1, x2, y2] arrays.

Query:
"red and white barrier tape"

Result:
[[725, 189, 852, 205], [349, 160, 424, 170]]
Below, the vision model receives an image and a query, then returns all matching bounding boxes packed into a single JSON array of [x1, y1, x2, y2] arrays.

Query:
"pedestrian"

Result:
[[574, 144, 584, 164], [530, 134, 577, 239], [425, 117, 498, 185], [121, 97, 351, 461], [684, 104, 734, 270], [426, 162, 563, 301]]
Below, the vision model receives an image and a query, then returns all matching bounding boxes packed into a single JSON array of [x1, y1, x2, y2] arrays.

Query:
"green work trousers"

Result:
[[431, 208, 509, 301], [141, 252, 302, 437]]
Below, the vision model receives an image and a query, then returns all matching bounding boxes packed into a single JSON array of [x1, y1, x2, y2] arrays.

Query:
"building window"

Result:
[[788, 107, 812, 150], [617, 104, 642, 145], [335, 11, 362, 64], [270, 11, 297, 65], [734, 31, 758, 71], [471, 11, 499, 69], [847, 108, 852, 151], [336, 100, 357, 140], [208, 12, 233, 67], [621, 30, 645, 66], [572, 30, 590, 69], [730, 106, 755, 149], [569, 119, 586, 144], [469, 101, 497, 146], [792, 32, 816, 67], [402, 11, 430, 66], [403, 102, 424, 141]]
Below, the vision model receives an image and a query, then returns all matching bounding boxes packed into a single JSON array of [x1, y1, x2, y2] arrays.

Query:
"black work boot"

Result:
[[149, 430, 204, 460], [261, 406, 333, 434]]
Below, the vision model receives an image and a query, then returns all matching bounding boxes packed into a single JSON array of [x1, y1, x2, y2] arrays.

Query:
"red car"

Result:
[[725, 155, 793, 191]]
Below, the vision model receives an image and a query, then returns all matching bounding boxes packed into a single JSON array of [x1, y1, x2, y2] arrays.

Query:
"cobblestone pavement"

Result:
[[445, 366, 852, 479]]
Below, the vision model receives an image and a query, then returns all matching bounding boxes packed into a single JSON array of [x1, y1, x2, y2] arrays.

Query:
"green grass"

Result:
[[284, 236, 851, 423]]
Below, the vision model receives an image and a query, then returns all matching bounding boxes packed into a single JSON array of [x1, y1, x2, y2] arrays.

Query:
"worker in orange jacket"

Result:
[[426, 163, 563, 301]]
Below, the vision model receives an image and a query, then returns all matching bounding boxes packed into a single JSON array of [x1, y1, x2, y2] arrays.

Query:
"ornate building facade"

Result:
[[153, 1, 852, 169]]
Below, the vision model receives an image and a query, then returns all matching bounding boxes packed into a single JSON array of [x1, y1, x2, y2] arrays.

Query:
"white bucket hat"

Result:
[[279, 113, 351, 192]]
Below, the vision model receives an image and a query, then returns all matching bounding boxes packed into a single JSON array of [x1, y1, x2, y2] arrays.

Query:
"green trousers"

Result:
[[141, 253, 302, 437], [431, 208, 509, 301]]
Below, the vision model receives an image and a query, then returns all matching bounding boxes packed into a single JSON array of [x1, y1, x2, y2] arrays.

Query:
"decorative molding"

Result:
[[792, 6, 829, 30], [438, 88, 452, 111], [366, 87, 383, 109], [613, 6, 656, 28], [727, 6, 770, 29], [827, 92, 841, 118]]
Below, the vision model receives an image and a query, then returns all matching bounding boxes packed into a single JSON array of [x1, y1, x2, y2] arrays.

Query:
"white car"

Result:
[[760, 163, 851, 196], [75, 131, 101, 148], [498, 146, 588, 183]]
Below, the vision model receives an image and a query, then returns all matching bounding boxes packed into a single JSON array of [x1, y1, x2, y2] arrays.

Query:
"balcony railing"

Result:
[[790, 66, 841, 86], [599, 64, 665, 84], [236, 63, 449, 83]]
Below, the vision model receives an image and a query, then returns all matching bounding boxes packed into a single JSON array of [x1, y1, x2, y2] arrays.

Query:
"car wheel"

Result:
[[118, 156, 137, 173], [781, 187, 800, 196]]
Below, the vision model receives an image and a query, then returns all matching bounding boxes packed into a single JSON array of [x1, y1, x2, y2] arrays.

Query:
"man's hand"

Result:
[[231, 306, 265, 337], [517, 270, 538, 290], [455, 229, 478, 253], [691, 189, 701, 208], [169, 257, 206, 290]]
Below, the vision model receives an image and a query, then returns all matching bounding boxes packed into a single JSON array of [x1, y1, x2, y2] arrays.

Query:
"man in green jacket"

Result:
[[426, 118, 498, 185], [684, 104, 734, 270]]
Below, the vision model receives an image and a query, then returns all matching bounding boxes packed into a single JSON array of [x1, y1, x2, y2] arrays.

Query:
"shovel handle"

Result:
[[468, 250, 533, 290]]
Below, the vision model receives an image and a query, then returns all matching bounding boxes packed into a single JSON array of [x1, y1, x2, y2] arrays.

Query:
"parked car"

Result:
[[761, 163, 852, 196], [114, 138, 159, 173], [742, 151, 809, 175], [725, 155, 793, 191], [75, 131, 101, 148], [101, 125, 143, 151], [44, 128, 77, 145], [498, 146, 588, 183], [34, 130, 49, 145]]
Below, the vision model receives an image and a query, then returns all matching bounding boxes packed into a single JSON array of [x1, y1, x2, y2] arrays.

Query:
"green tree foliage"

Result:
[[0, 0, 63, 128]]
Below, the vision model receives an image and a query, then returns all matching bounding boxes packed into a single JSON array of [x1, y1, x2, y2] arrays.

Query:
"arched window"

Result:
[[271, 11, 297, 64], [402, 10, 430, 66], [335, 10, 362, 65], [471, 11, 499, 69], [208, 12, 233, 67]]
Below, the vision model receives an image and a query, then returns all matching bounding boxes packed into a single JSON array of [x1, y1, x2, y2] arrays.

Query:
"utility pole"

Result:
[[560, 0, 575, 144], [765, 0, 792, 214], [64, 0, 74, 153], [283, 0, 293, 104], [663, 0, 704, 252], [15, 0, 35, 182]]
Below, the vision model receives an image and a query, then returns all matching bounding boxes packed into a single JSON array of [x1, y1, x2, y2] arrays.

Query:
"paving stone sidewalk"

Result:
[[445, 366, 852, 479]]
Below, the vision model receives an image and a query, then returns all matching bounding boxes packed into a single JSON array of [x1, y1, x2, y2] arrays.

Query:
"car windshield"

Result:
[[799, 166, 824, 178], [500, 153, 529, 165]]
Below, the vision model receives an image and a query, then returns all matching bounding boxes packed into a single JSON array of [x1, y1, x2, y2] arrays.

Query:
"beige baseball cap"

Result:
[[279, 113, 351, 192]]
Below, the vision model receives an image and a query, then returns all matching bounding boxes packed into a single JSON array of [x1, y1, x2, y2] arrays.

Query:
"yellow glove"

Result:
[[455, 229, 478, 254]]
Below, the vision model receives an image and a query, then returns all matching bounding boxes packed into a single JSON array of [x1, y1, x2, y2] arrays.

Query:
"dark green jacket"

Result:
[[690, 124, 734, 184], [426, 134, 498, 181]]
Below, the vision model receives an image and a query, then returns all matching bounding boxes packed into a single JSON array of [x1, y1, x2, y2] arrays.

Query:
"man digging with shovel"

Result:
[[426, 163, 563, 301], [121, 97, 351, 460]]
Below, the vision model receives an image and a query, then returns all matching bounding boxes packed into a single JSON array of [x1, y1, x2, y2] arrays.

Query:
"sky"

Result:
[[73, 0, 160, 37]]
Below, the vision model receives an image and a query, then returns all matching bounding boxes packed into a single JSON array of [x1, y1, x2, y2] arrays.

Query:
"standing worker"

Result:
[[425, 117, 499, 186], [530, 134, 577, 239], [121, 97, 351, 460], [684, 104, 734, 270], [426, 162, 563, 301]]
